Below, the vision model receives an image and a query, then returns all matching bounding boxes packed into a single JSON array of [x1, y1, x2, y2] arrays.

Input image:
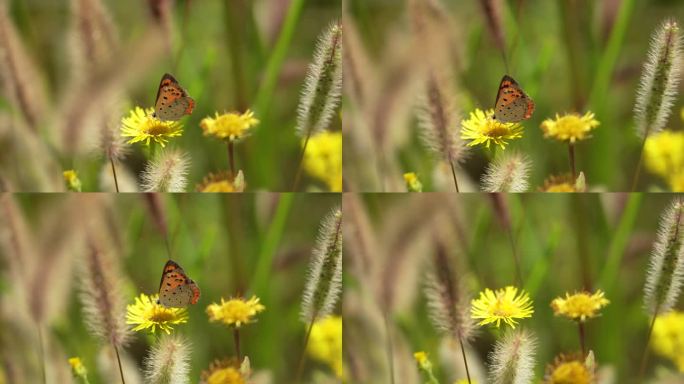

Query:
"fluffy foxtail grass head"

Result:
[[80, 241, 130, 347], [424, 241, 474, 341], [644, 199, 684, 315], [634, 19, 682, 138], [481, 152, 531, 193], [489, 329, 537, 384], [296, 22, 342, 138], [301, 207, 342, 323], [417, 71, 469, 167], [144, 334, 192, 384], [141, 149, 190, 192]]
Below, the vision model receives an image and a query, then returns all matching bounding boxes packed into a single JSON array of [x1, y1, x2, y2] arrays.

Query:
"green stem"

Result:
[[292, 133, 311, 191], [449, 160, 460, 192], [631, 136, 647, 192], [109, 157, 119, 193], [639, 309, 659, 380], [233, 328, 241, 362], [568, 142, 576, 181], [253, 0, 305, 115], [113, 344, 126, 384], [227, 141, 236, 178], [295, 316, 316, 383], [578, 322, 586, 358], [458, 336, 472, 384]]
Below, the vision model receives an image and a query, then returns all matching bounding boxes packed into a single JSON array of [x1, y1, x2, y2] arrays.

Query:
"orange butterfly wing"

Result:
[[158, 260, 200, 308], [153, 73, 195, 121], [493, 75, 534, 123]]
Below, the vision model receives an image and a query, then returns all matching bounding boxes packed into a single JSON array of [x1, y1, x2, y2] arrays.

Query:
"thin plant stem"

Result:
[[109, 157, 119, 193], [639, 309, 659, 380], [164, 234, 172, 260], [292, 133, 311, 191], [227, 141, 236, 178], [383, 312, 396, 384], [113, 344, 126, 384], [457, 335, 472, 384], [568, 142, 576, 180], [37, 323, 46, 384], [506, 227, 524, 287], [233, 328, 241, 362], [631, 136, 647, 192], [449, 161, 460, 192], [295, 316, 316, 383], [578, 322, 586, 358]]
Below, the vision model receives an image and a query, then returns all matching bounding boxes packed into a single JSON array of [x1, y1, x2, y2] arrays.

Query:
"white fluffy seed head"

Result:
[[644, 199, 684, 315], [417, 72, 469, 166], [634, 19, 682, 138], [296, 22, 342, 138], [424, 271, 474, 342], [141, 149, 190, 192], [301, 207, 343, 323], [488, 329, 537, 384], [144, 334, 192, 384], [481, 152, 532, 193]]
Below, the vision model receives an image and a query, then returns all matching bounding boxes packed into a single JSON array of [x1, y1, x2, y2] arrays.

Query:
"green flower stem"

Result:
[[109, 157, 119, 193], [233, 327, 241, 362]]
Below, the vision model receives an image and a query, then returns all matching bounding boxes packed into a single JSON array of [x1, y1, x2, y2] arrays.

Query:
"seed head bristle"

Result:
[[144, 334, 192, 384], [634, 19, 682, 138], [296, 22, 342, 138], [488, 329, 537, 384], [481, 152, 532, 193], [644, 199, 684, 315], [301, 207, 343, 322], [141, 149, 191, 192]]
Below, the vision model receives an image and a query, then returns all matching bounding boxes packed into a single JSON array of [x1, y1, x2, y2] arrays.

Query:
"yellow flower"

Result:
[[200, 358, 250, 384], [461, 108, 523, 149], [644, 130, 684, 190], [200, 110, 259, 141], [544, 354, 593, 384], [551, 290, 610, 322], [404, 172, 423, 192], [206, 296, 265, 328], [540, 112, 599, 143], [540, 174, 578, 192], [303, 131, 342, 191], [454, 380, 478, 384], [471, 286, 534, 328], [652, 310, 684, 372], [68, 357, 88, 378], [120, 106, 182, 147], [307, 316, 343, 378], [63, 170, 82, 192], [126, 293, 188, 334], [196, 170, 245, 192], [413, 351, 429, 367]]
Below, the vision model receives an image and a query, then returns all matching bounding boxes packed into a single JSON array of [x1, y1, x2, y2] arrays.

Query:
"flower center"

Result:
[[144, 121, 172, 136], [483, 121, 513, 138], [147, 307, 176, 323]]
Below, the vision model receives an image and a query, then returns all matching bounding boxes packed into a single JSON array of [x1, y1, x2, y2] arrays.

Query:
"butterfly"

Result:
[[157, 260, 200, 308], [492, 75, 535, 123], [152, 73, 195, 121]]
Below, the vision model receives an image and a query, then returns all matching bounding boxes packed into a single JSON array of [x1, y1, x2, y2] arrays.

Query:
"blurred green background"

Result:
[[0, 0, 340, 191], [343, 193, 683, 383], [0, 193, 340, 383], [343, 0, 684, 191]]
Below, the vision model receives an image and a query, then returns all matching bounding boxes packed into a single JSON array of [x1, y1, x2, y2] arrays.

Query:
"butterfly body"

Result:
[[157, 259, 200, 308], [493, 75, 534, 123], [152, 73, 195, 121]]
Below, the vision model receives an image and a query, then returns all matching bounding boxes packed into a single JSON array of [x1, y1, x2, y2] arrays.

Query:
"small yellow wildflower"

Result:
[[544, 354, 593, 384], [200, 110, 259, 142], [200, 358, 250, 384], [461, 108, 524, 149], [471, 286, 534, 328], [196, 170, 245, 192], [413, 351, 429, 367], [454, 380, 478, 384], [404, 172, 423, 192], [652, 310, 684, 372], [413, 351, 439, 384], [551, 290, 610, 322], [63, 170, 82, 192], [540, 112, 600, 143], [120, 106, 182, 147], [307, 316, 343, 379], [302, 131, 342, 192], [539, 174, 578, 192], [644, 130, 684, 191], [206, 296, 265, 328], [68, 357, 88, 379], [126, 293, 188, 334]]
